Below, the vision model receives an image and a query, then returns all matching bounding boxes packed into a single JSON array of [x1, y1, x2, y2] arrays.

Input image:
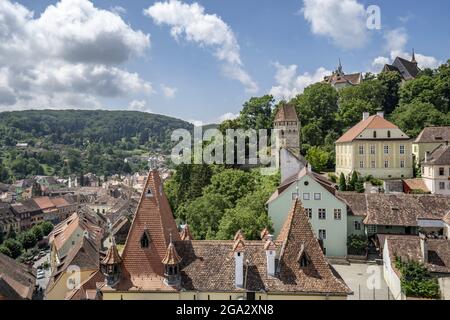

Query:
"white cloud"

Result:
[[371, 28, 441, 71], [269, 63, 331, 100], [302, 0, 368, 49], [111, 6, 127, 15], [128, 100, 152, 112], [144, 0, 258, 93], [161, 84, 178, 99], [0, 0, 152, 110], [217, 112, 239, 123]]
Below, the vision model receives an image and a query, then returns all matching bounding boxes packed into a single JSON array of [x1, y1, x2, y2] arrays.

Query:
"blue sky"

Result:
[[2, 0, 450, 124]]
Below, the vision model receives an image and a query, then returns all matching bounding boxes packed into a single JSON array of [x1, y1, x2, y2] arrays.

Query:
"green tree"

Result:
[[19, 231, 37, 250], [2, 238, 23, 259], [306, 146, 330, 172], [378, 71, 402, 115], [338, 173, 347, 191], [301, 122, 323, 147], [239, 95, 275, 130], [31, 225, 44, 241], [291, 83, 338, 144], [40, 221, 54, 236], [391, 101, 450, 137]]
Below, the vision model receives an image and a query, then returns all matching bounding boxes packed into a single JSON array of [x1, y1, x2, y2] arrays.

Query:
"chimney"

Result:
[[363, 112, 370, 121], [377, 111, 385, 118], [264, 238, 276, 277], [233, 239, 245, 288], [420, 233, 428, 264]]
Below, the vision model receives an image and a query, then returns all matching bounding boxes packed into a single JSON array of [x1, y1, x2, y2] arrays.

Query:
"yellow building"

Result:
[[413, 127, 450, 166], [99, 170, 351, 300], [336, 112, 413, 180]]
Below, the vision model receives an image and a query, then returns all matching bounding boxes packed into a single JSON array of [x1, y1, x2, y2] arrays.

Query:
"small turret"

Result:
[[100, 237, 122, 287], [162, 234, 182, 287]]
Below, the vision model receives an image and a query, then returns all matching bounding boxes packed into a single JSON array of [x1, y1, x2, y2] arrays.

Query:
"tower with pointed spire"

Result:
[[411, 48, 417, 64], [100, 237, 123, 287], [162, 234, 182, 287]]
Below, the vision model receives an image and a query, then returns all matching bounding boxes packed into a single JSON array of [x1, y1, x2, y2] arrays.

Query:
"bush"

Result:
[[0, 245, 12, 257], [395, 258, 440, 299], [347, 234, 368, 255], [328, 173, 337, 183]]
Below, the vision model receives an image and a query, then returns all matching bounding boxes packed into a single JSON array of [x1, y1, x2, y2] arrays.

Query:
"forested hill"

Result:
[[0, 110, 193, 182], [0, 109, 193, 148]]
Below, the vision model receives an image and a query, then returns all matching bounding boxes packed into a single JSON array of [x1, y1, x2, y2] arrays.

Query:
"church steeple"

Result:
[[337, 58, 344, 75], [411, 49, 417, 64]]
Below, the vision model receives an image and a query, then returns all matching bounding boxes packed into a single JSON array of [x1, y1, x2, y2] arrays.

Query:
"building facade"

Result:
[[422, 144, 450, 195], [413, 127, 450, 166], [335, 112, 413, 180], [267, 168, 348, 257]]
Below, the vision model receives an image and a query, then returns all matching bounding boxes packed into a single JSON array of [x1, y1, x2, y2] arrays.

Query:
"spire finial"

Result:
[[411, 48, 417, 63], [337, 58, 343, 75]]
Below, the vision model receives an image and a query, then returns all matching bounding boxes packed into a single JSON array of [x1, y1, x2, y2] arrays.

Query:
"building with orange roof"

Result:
[[100, 170, 351, 300], [335, 112, 413, 179]]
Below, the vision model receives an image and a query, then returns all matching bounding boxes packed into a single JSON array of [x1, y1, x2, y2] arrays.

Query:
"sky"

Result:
[[1, 0, 449, 125]]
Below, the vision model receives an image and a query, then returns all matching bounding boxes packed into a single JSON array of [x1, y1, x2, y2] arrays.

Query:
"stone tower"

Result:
[[273, 104, 301, 157]]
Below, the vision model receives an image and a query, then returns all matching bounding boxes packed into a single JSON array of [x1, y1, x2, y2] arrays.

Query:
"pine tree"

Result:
[[338, 173, 347, 191]]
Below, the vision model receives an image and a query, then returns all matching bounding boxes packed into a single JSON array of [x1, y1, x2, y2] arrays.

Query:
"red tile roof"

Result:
[[336, 115, 401, 143], [161, 242, 182, 265], [119, 170, 180, 287]]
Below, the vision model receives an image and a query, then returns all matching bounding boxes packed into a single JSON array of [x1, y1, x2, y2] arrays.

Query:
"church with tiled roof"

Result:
[[99, 170, 351, 300]]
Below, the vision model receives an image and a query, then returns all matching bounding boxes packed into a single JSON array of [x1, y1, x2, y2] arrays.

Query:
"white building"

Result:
[[422, 144, 450, 195]]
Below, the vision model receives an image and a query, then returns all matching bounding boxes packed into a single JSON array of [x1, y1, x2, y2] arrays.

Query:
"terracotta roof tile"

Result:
[[119, 170, 180, 288], [162, 242, 182, 265], [423, 144, 450, 165], [0, 253, 36, 300], [180, 224, 194, 241], [336, 115, 402, 143]]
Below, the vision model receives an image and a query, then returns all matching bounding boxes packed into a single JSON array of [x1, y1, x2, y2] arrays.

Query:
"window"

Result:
[[146, 187, 153, 197], [305, 208, 312, 219], [303, 193, 310, 200], [318, 209, 326, 220], [373, 131, 377, 138], [359, 145, 364, 155], [319, 229, 326, 240], [384, 160, 389, 168], [292, 193, 298, 200], [314, 193, 321, 200], [439, 168, 445, 176], [140, 231, 150, 248], [384, 145, 389, 154], [400, 160, 405, 168], [439, 182, 445, 190], [298, 252, 310, 267], [370, 145, 375, 155], [387, 131, 391, 138], [367, 225, 377, 234], [371, 160, 376, 169], [359, 161, 364, 169], [354, 221, 362, 231], [334, 209, 342, 220], [400, 145, 405, 155]]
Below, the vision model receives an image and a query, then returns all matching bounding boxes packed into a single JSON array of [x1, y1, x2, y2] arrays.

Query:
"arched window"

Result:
[[299, 253, 310, 267]]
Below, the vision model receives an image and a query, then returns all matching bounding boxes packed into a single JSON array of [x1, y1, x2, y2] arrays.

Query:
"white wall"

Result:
[[383, 239, 404, 300]]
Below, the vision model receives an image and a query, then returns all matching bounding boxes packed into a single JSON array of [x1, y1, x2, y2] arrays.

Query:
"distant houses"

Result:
[[323, 60, 363, 90]]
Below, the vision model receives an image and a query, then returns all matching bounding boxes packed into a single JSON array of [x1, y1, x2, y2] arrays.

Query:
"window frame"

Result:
[[318, 208, 326, 220]]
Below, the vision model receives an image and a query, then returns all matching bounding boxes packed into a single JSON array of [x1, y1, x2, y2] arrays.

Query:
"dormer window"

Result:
[[373, 131, 377, 138], [299, 254, 310, 267], [146, 187, 153, 197], [387, 131, 391, 138], [141, 230, 150, 248]]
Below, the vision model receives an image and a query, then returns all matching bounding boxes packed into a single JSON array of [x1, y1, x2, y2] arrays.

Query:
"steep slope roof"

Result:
[[119, 170, 180, 286], [414, 127, 450, 143], [274, 105, 298, 122], [0, 253, 36, 300], [423, 144, 450, 165]]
